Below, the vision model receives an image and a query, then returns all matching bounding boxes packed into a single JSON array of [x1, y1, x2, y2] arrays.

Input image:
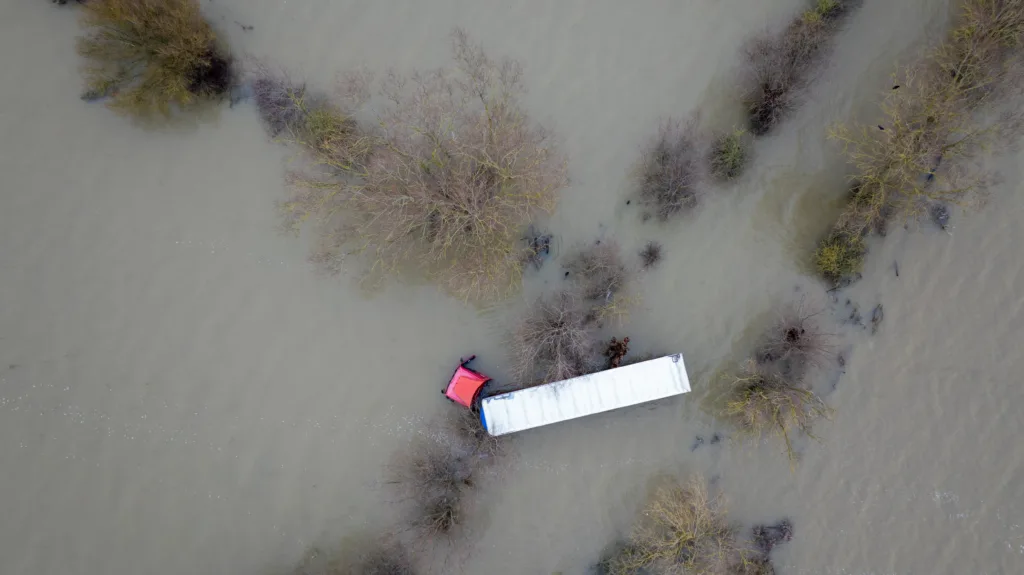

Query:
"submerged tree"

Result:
[[721, 361, 832, 462], [76, 0, 232, 116], [282, 29, 567, 301], [743, 0, 862, 135], [606, 477, 749, 575], [755, 300, 832, 380], [816, 0, 1024, 282], [635, 118, 705, 221], [510, 290, 600, 385]]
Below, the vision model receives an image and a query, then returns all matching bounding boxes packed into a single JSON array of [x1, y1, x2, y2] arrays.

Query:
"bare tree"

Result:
[[635, 118, 705, 221], [282, 29, 567, 301], [510, 290, 600, 385]]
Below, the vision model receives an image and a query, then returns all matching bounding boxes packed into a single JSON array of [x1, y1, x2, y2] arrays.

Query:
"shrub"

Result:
[[721, 362, 832, 462], [708, 129, 749, 180], [390, 436, 476, 543], [251, 70, 312, 137], [639, 240, 663, 270], [635, 118, 705, 221], [735, 557, 777, 575], [565, 241, 628, 303], [76, 0, 232, 116], [751, 520, 793, 557], [608, 477, 744, 575], [388, 410, 503, 549], [822, 0, 1024, 277], [283, 30, 567, 301], [448, 406, 504, 460], [743, 0, 861, 135], [510, 290, 600, 386], [813, 229, 864, 284], [756, 301, 831, 379]]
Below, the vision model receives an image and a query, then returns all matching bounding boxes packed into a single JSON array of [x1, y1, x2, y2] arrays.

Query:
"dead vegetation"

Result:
[[251, 70, 312, 137], [635, 118, 705, 221], [755, 301, 831, 380], [279, 30, 567, 301], [510, 290, 600, 385], [743, 0, 862, 135], [720, 361, 832, 462], [387, 410, 505, 550], [604, 337, 630, 369], [639, 241, 664, 270], [604, 477, 748, 575], [76, 0, 233, 116], [509, 240, 641, 386], [818, 0, 1024, 283], [751, 520, 793, 557], [565, 240, 629, 303]]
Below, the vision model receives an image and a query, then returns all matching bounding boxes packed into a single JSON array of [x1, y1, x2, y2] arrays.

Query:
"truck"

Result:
[[443, 354, 691, 436]]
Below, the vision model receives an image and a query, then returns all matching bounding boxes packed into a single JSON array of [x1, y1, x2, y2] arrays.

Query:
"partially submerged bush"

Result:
[[822, 0, 1024, 279], [743, 0, 861, 135], [77, 0, 232, 116], [608, 477, 744, 575], [639, 241, 663, 270], [756, 301, 831, 379], [708, 129, 749, 180], [635, 119, 705, 221], [390, 436, 476, 543], [721, 362, 832, 461], [251, 70, 311, 137], [389, 411, 503, 549], [813, 229, 864, 284], [510, 290, 600, 385], [449, 405, 504, 460], [565, 241, 628, 303], [283, 30, 567, 301], [751, 520, 793, 557]]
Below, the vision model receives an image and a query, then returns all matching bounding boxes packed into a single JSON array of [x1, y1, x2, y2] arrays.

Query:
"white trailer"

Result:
[[479, 354, 690, 436]]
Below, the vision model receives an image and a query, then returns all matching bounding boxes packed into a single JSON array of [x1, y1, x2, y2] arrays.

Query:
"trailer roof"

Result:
[[480, 354, 690, 436]]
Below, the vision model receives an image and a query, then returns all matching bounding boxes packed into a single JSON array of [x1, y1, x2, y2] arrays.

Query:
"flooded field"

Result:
[[1, 0, 1023, 574]]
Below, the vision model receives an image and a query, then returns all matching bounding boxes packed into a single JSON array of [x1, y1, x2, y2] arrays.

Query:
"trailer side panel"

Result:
[[480, 354, 690, 436]]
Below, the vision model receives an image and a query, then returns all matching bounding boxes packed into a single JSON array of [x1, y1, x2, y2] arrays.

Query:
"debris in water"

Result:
[[709, 433, 721, 445], [522, 226, 553, 270], [847, 302, 863, 327], [604, 337, 630, 369], [691, 435, 704, 451], [752, 519, 794, 555], [871, 304, 884, 334], [639, 241, 663, 270], [930, 202, 950, 230]]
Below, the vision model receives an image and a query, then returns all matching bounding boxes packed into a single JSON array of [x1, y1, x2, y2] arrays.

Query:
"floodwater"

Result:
[[1, 0, 1022, 573]]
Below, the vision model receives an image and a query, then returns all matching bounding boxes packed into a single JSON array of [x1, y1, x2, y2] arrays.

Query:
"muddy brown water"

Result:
[[2, 0, 1024, 574]]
